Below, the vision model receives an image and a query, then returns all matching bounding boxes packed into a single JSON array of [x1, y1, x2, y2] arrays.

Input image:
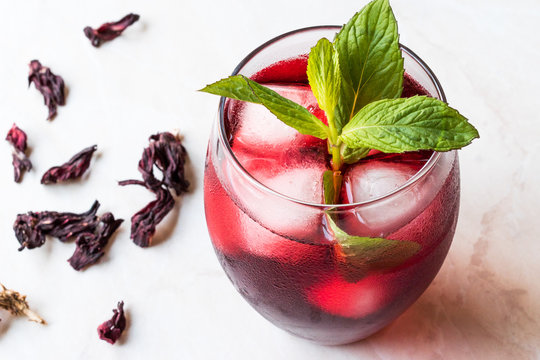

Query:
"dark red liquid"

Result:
[[204, 56, 460, 344]]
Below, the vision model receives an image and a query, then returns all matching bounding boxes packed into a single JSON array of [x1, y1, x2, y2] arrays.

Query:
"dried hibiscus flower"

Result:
[[119, 132, 189, 194], [140, 132, 190, 195], [119, 132, 189, 247], [14, 200, 100, 250], [128, 187, 174, 247], [97, 301, 126, 344], [68, 212, 123, 271], [0, 283, 45, 324], [14, 201, 123, 270], [84, 13, 140, 47], [28, 60, 66, 120], [6, 124, 28, 153], [41, 145, 97, 184], [5, 124, 32, 183]]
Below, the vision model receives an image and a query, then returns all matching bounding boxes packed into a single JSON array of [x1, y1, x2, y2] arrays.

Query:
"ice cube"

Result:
[[259, 165, 325, 203], [227, 146, 328, 243], [231, 84, 322, 155], [231, 142, 328, 203], [208, 175, 325, 263], [340, 160, 427, 236], [237, 202, 327, 265], [246, 165, 326, 242], [343, 161, 420, 202]]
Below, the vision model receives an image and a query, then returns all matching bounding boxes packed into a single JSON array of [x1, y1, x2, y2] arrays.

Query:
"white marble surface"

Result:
[[0, 0, 538, 359]]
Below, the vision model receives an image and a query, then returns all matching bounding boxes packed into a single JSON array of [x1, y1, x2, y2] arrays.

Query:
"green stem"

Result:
[[326, 113, 343, 172], [325, 117, 344, 204], [331, 143, 342, 171]]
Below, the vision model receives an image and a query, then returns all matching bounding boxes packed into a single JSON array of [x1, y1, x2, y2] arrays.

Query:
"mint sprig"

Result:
[[200, 0, 479, 280], [200, 0, 479, 163]]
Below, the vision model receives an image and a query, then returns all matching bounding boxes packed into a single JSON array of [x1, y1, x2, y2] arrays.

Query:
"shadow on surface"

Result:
[[0, 310, 14, 340], [341, 246, 540, 359], [151, 198, 181, 247]]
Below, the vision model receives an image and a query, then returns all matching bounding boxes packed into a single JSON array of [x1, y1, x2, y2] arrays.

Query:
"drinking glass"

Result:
[[204, 26, 459, 345]]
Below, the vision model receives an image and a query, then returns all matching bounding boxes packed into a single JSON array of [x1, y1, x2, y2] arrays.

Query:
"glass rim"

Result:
[[217, 25, 448, 209]]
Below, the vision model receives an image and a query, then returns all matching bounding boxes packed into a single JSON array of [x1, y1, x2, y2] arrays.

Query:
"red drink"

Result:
[[204, 27, 459, 345]]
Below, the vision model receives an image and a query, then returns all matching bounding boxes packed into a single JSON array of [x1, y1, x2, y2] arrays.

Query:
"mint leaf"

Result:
[[335, 0, 403, 120], [307, 38, 344, 133], [339, 96, 479, 153], [326, 215, 420, 275], [246, 78, 330, 140], [200, 75, 260, 103], [200, 75, 329, 140], [340, 145, 370, 164]]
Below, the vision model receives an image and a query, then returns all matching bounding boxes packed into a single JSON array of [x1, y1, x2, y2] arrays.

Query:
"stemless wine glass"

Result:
[[204, 26, 459, 345]]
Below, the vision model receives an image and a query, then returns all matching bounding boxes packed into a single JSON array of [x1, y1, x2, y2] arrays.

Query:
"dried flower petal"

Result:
[[14, 201, 123, 270], [0, 283, 45, 324], [119, 132, 188, 247], [6, 124, 32, 182], [97, 301, 126, 344], [14, 201, 100, 250], [130, 187, 174, 247], [10, 153, 32, 183], [28, 60, 65, 120], [68, 213, 123, 271], [41, 145, 97, 184], [6, 123, 28, 153], [147, 133, 190, 195], [84, 14, 140, 47], [122, 132, 189, 194]]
